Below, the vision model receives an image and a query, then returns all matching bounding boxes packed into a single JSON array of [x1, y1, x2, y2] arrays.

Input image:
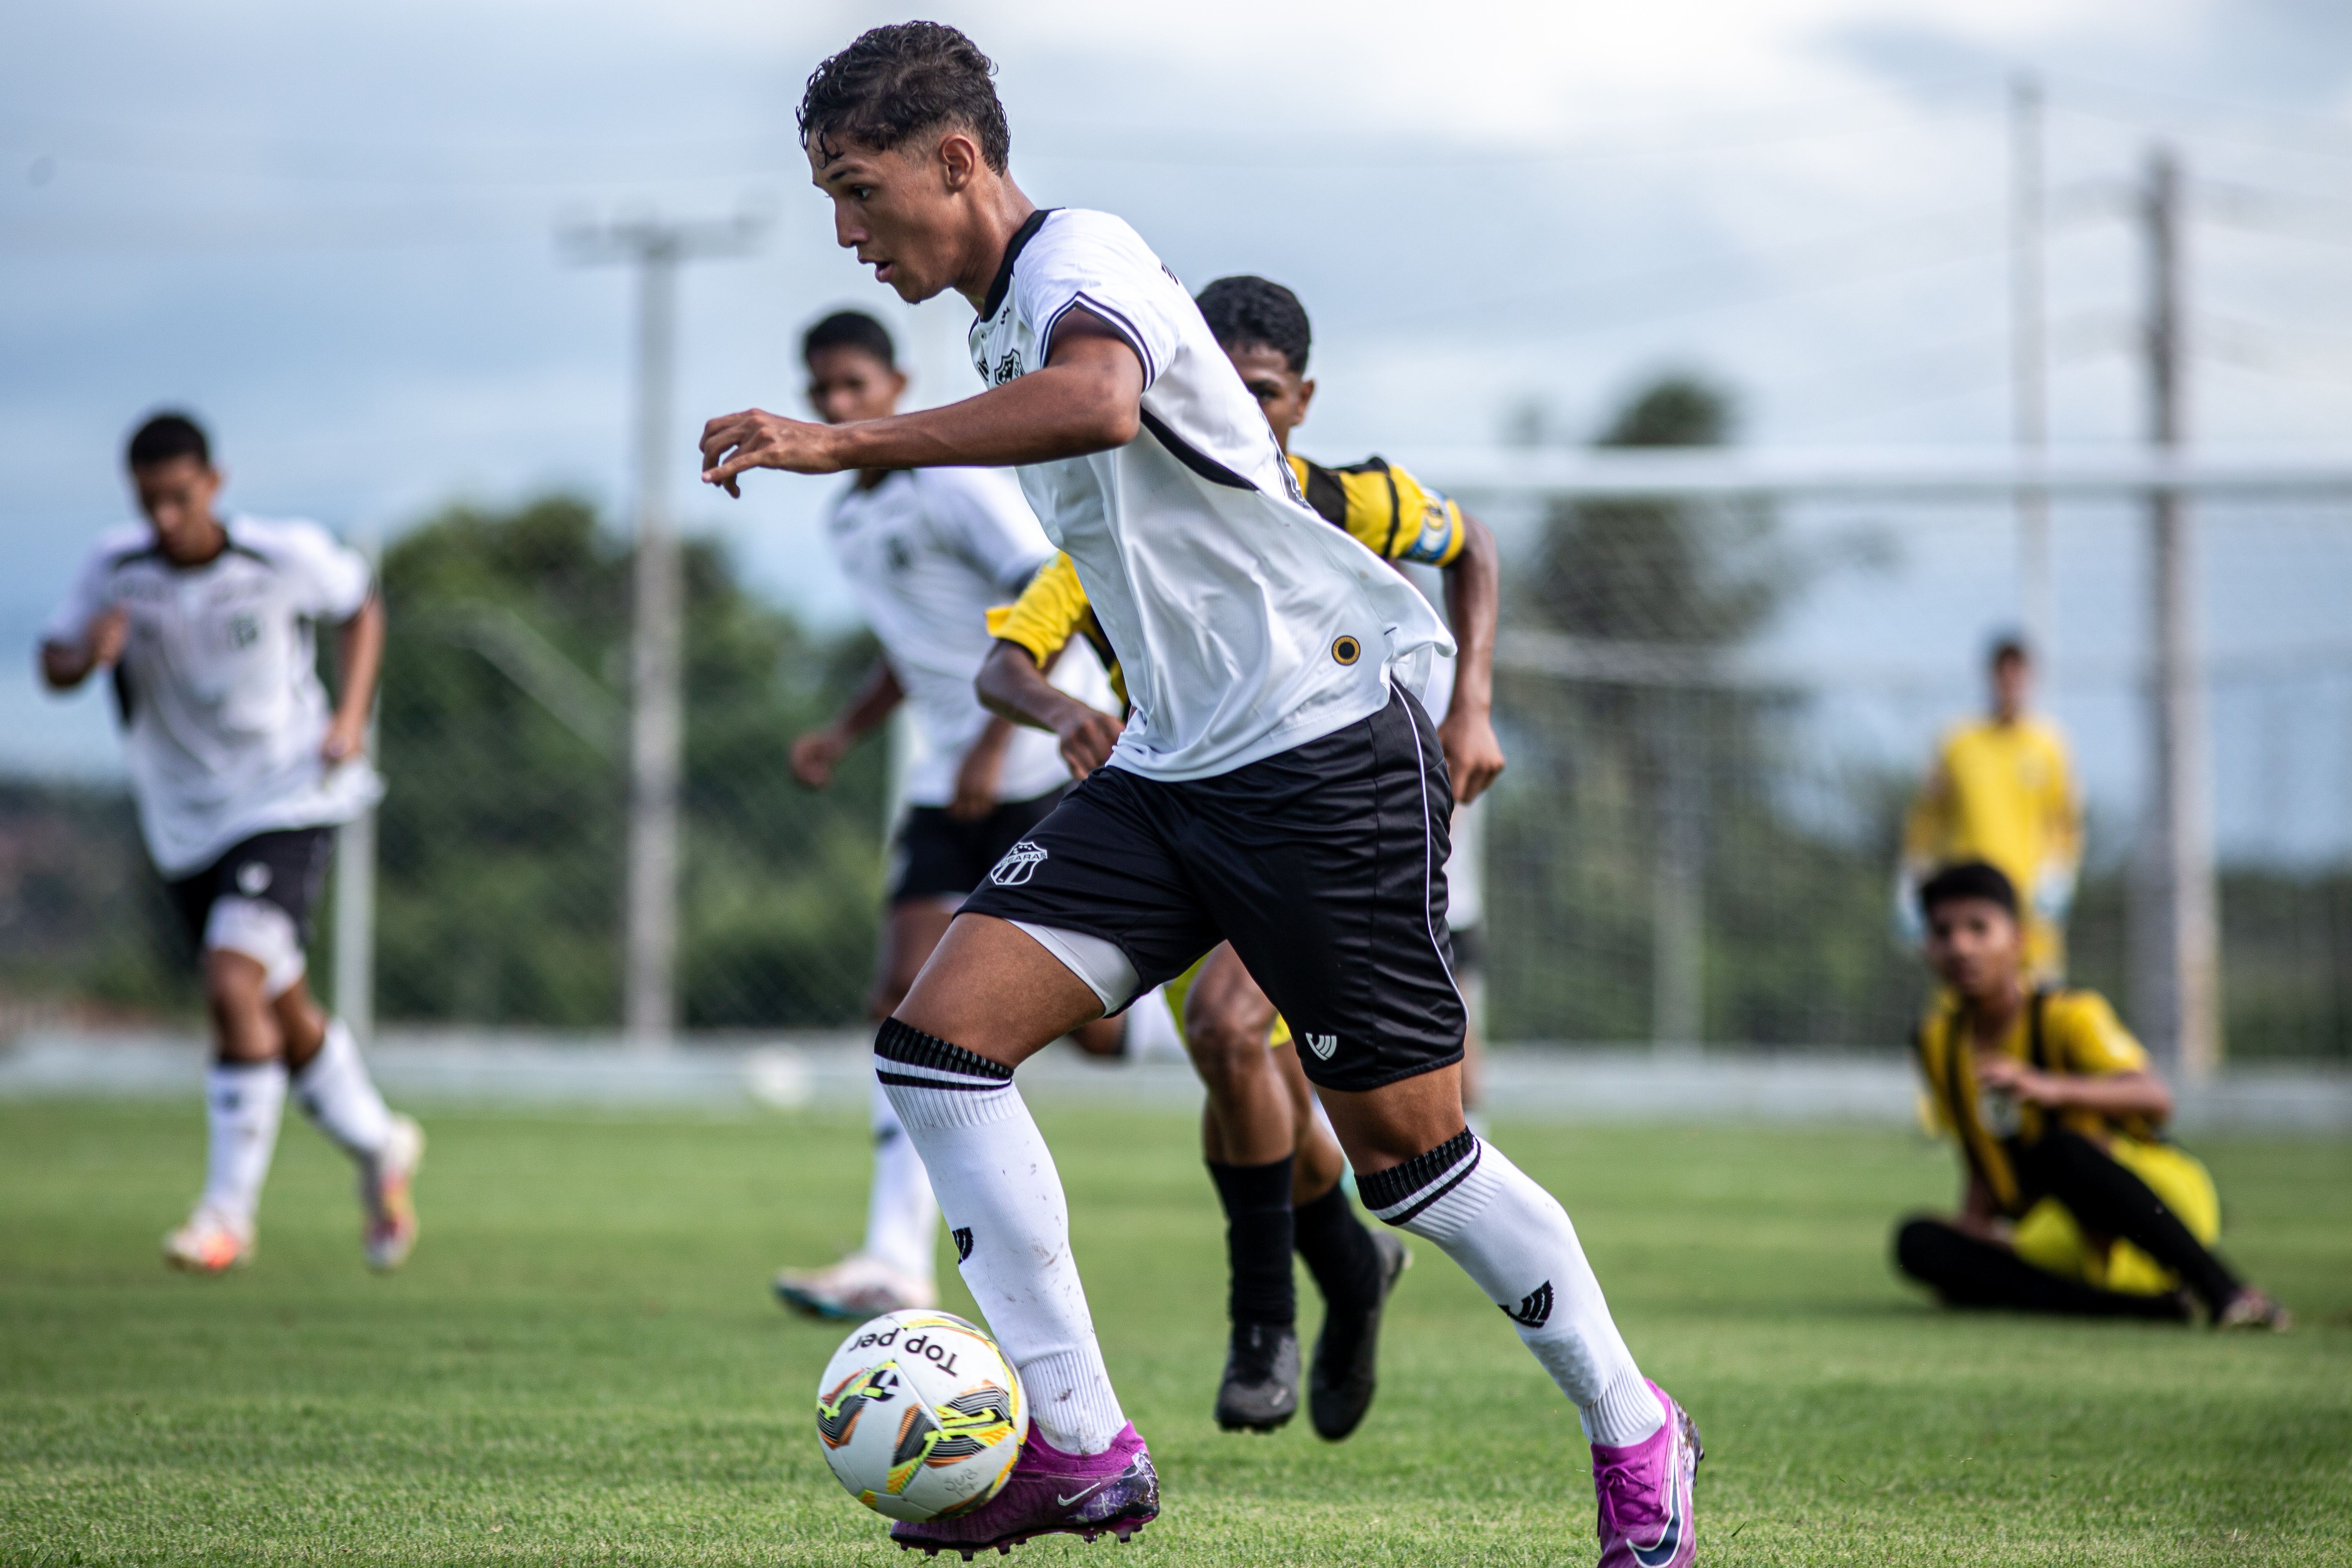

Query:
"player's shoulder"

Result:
[[1013, 209, 1172, 301], [83, 521, 160, 570], [1292, 453, 1387, 526], [226, 514, 343, 559], [2042, 986, 2121, 1034]]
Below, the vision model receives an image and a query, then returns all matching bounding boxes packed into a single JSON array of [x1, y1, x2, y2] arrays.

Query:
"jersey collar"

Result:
[[978, 207, 1056, 322]]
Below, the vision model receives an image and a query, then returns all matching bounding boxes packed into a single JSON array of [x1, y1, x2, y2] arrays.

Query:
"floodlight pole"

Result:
[[2129, 148, 2221, 1083], [562, 211, 764, 1047], [2009, 73, 2053, 668]]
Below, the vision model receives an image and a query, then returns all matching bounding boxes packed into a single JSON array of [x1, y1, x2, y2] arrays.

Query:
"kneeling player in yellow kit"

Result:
[[978, 275, 1506, 1437], [1896, 861, 2289, 1329]]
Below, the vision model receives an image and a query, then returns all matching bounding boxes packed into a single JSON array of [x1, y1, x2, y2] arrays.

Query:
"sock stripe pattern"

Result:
[[1363, 1130, 1663, 1448], [875, 1017, 1016, 1092], [1357, 1127, 1481, 1225]]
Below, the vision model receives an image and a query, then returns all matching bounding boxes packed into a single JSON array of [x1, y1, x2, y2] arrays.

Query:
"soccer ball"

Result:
[[814, 1310, 1027, 1522]]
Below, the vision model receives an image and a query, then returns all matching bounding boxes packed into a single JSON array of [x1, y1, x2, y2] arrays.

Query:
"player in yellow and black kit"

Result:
[[979, 275, 1504, 1439], [1894, 861, 2290, 1329]]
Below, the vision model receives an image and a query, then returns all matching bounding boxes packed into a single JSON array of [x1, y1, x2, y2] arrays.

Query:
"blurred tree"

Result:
[[374, 495, 886, 1030]]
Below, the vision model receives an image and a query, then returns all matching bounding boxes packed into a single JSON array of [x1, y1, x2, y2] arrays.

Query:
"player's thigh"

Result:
[[1189, 694, 1465, 1098], [957, 767, 1224, 1013], [894, 913, 1109, 1069], [876, 897, 961, 1009]]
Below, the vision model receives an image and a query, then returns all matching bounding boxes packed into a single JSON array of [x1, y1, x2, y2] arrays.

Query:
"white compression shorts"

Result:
[[1008, 920, 1138, 1014], [204, 895, 308, 999]]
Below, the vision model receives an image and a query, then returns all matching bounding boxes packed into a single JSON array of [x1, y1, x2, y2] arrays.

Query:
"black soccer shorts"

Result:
[[960, 688, 1466, 1093], [165, 826, 337, 953], [888, 786, 1067, 904]]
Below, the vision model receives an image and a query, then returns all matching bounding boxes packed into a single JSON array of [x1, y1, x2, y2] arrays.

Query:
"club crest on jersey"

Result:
[[988, 841, 1048, 887], [1304, 1032, 1338, 1060], [992, 350, 1023, 386], [226, 612, 260, 650]]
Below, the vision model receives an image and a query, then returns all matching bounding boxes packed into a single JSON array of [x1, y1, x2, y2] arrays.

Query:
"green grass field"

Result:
[[1, 1099, 2347, 1566]]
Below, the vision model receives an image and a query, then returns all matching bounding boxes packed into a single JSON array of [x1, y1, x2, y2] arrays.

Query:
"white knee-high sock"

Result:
[[1362, 1131, 1662, 1447], [864, 1071, 939, 1283], [291, 1018, 395, 1163], [874, 1020, 1126, 1454], [202, 1061, 287, 1231]]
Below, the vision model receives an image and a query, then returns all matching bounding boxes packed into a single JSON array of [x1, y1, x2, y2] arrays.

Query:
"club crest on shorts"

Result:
[[988, 840, 1048, 887], [1304, 1032, 1338, 1061]]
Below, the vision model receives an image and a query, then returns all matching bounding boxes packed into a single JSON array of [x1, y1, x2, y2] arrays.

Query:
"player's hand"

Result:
[[949, 740, 1007, 822], [699, 408, 846, 495], [1437, 706, 1506, 805], [1974, 1054, 2061, 1107], [1053, 706, 1123, 782], [89, 607, 129, 669], [320, 709, 369, 766], [791, 726, 849, 789]]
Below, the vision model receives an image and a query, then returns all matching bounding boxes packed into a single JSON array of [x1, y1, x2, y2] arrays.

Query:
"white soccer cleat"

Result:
[[164, 1205, 254, 1274], [360, 1114, 425, 1272], [772, 1253, 937, 1320]]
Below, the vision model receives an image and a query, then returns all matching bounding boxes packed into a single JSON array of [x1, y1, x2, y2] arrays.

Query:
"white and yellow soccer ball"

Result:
[[814, 1310, 1027, 1522]]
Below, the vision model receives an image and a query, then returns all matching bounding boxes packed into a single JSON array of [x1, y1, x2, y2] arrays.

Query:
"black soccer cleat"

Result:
[[1214, 1319, 1300, 1432], [1309, 1227, 1411, 1441]]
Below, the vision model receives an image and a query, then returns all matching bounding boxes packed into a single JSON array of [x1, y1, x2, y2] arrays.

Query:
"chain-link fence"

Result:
[[4, 478, 2348, 1060]]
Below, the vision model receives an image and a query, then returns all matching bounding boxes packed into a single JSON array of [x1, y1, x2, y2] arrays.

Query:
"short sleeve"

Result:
[[923, 470, 1055, 598], [989, 552, 1091, 666], [1384, 463, 1467, 567], [1017, 214, 1188, 391], [42, 538, 127, 645], [2050, 992, 2151, 1076], [270, 522, 374, 619]]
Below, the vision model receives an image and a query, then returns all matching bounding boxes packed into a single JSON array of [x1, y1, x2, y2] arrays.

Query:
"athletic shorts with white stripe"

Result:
[[960, 688, 1466, 1094]]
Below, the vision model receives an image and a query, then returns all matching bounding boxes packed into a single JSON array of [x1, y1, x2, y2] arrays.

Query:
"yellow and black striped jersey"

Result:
[[1913, 987, 2154, 1215], [986, 452, 1465, 704]]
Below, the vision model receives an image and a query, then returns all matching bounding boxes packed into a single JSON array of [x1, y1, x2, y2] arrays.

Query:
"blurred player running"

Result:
[[769, 310, 1143, 1321], [978, 275, 1504, 1441], [39, 412, 421, 1274], [701, 26, 1697, 1565]]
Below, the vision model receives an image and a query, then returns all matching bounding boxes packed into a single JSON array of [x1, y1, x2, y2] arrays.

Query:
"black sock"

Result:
[[1292, 1181, 1383, 1313], [1207, 1157, 1296, 1328], [1894, 1216, 2190, 1321]]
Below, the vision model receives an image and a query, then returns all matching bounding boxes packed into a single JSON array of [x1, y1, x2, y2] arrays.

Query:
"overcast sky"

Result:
[[5, 0, 2350, 854]]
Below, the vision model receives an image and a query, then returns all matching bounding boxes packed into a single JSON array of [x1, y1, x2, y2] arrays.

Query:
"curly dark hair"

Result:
[[1194, 275, 1312, 374], [1919, 860, 2020, 921], [798, 23, 1011, 174]]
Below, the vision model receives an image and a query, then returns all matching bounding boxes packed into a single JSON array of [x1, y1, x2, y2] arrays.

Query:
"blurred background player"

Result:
[[1899, 637, 2082, 981], [1895, 862, 2288, 1329], [38, 412, 420, 1274], [978, 274, 1504, 1439], [768, 311, 1141, 1320]]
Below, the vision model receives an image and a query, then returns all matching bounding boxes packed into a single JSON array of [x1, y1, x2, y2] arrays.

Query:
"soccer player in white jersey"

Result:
[[700, 25, 1699, 1566], [39, 412, 423, 1275], [771, 308, 1133, 1320]]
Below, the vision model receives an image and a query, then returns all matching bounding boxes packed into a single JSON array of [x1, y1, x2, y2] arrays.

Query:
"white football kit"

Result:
[[45, 517, 383, 878], [967, 208, 1454, 782], [824, 466, 1103, 807]]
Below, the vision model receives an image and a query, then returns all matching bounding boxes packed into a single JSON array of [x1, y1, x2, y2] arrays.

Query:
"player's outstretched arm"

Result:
[[975, 639, 1122, 782], [700, 313, 1143, 495], [1437, 511, 1506, 804], [38, 607, 129, 693], [322, 593, 385, 764]]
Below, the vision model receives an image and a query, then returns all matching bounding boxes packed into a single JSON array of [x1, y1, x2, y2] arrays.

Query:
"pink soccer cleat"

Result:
[[890, 1421, 1158, 1559], [1590, 1381, 1701, 1568]]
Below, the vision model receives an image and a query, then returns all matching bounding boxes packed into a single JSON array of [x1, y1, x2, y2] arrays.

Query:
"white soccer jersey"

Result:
[[824, 466, 1105, 808], [969, 208, 1454, 782], [44, 517, 384, 878]]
